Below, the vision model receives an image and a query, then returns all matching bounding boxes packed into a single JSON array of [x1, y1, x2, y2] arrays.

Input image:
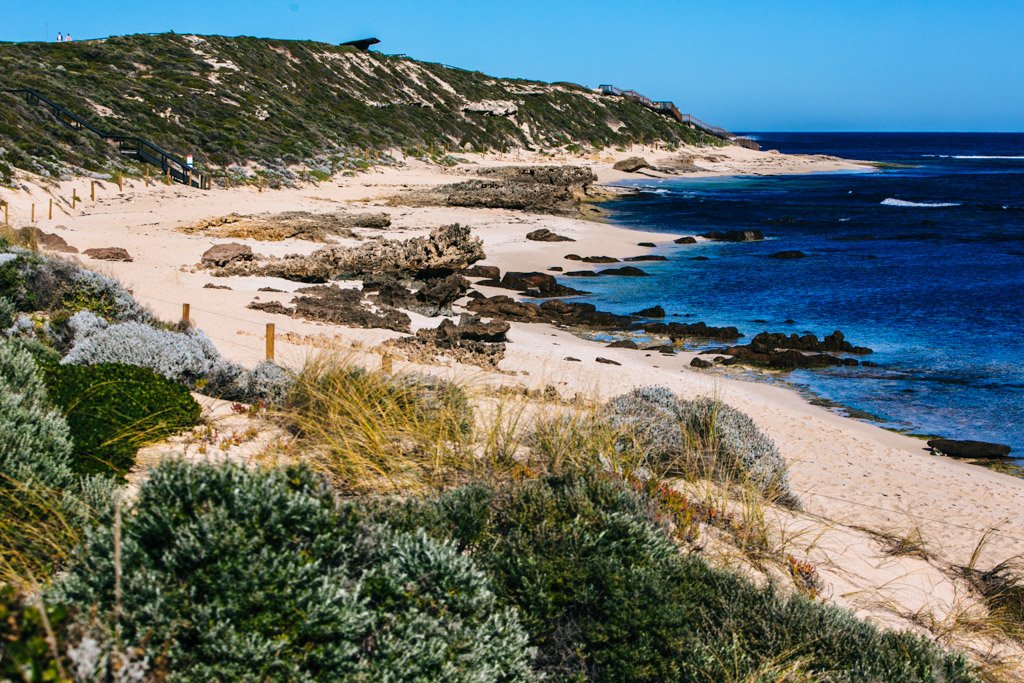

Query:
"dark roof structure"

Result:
[[340, 37, 380, 51]]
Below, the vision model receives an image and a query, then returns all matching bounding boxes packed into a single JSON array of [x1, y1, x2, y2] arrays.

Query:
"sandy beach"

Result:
[[4, 142, 1023, 666]]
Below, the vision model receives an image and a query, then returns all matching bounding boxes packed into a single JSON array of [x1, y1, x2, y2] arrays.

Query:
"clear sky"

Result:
[[6, 0, 1023, 132]]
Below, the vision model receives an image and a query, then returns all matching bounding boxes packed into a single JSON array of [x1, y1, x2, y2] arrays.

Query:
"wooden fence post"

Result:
[[49, 197, 53, 220], [118, 173, 123, 192], [3, 202, 8, 226], [258, 177, 264, 193], [90, 181, 96, 203], [31, 203, 35, 224], [144, 166, 150, 186], [71, 192, 77, 210], [165, 167, 171, 185], [181, 303, 190, 325], [265, 323, 275, 361], [225, 173, 230, 190]]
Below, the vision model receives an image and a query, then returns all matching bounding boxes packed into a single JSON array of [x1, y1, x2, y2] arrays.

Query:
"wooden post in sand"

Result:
[[90, 181, 96, 203], [258, 177, 264, 193], [71, 192, 77, 210], [144, 166, 150, 186], [181, 303, 190, 325], [3, 202, 8, 226], [118, 173, 123, 192], [165, 167, 171, 185], [225, 173, 230, 190], [49, 197, 54, 220], [265, 323, 275, 361], [31, 203, 35, 224]]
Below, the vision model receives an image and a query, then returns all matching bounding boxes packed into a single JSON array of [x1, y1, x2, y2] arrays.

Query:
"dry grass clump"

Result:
[[281, 355, 477, 493]]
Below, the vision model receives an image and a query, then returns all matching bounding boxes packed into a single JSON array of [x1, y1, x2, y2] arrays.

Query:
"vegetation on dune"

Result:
[[0, 33, 715, 183]]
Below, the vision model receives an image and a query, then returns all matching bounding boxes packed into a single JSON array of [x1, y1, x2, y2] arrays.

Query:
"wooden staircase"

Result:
[[1, 88, 210, 188]]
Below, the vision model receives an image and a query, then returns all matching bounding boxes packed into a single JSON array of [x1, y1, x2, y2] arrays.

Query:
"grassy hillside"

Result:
[[0, 33, 716, 182]]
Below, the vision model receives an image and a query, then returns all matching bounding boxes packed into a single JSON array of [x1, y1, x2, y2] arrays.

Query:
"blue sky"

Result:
[[6, 1, 1023, 131]]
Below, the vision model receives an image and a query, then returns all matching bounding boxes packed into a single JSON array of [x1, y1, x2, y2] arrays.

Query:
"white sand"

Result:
[[3, 145, 1022, 667]]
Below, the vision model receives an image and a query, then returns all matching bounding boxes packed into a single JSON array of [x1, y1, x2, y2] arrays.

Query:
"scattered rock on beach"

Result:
[[690, 357, 713, 368], [637, 242, 657, 247], [526, 228, 574, 242], [384, 314, 507, 369], [596, 357, 621, 365], [623, 255, 667, 262], [613, 157, 650, 173], [83, 247, 132, 262], [461, 264, 501, 280], [607, 340, 639, 349], [489, 271, 588, 297], [201, 243, 253, 268], [203, 283, 232, 290], [927, 439, 1012, 459], [581, 255, 619, 263]]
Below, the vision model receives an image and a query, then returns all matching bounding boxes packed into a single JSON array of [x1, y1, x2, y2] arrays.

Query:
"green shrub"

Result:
[[374, 474, 978, 682], [42, 363, 201, 477], [54, 461, 536, 681], [0, 584, 69, 681]]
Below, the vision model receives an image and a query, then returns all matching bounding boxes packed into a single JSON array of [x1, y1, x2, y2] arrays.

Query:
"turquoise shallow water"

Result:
[[578, 133, 1024, 454]]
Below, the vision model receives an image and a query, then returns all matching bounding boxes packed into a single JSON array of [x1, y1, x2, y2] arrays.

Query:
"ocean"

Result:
[[591, 133, 1024, 454]]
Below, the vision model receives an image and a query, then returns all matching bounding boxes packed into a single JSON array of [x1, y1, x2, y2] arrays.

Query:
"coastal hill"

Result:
[[0, 32, 717, 183]]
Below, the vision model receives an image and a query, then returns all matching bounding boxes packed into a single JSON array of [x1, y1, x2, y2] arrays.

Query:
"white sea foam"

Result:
[[952, 155, 1024, 160], [881, 198, 961, 208]]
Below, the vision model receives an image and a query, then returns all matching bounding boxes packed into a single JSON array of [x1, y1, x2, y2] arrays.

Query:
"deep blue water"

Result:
[[587, 133, 1024, 453]]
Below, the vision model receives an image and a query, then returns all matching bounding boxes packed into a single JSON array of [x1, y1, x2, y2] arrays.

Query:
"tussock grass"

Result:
[[0, 225, 39, 251], [281, 354, 478, 493]]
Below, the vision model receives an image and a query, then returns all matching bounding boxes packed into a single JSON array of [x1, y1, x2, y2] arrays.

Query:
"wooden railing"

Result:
[[597, 84, 759, 149], [1, 88, 209, 189]]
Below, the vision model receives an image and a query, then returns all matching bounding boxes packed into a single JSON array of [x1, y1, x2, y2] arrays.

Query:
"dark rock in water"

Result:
[[784, 319, 796, 324], [770, 250, 809, 259], [596, 357, 621, 365], [690, 357, 713, 368], [716, 329, 871, 370], [725, 347, 846, 370], [83, 247, 133, 262], [581, 255, 619, 263], [861, 360, 879, 367], [564, 254, 583, 261], [842, 358, 860, 366], [565, 270, 599, 277], [495, 271, 587, 297], [927, 439, 1012, 459], [461, 264, 501, 280], [631, 305, 666, 318], [674, 236, 697, 244], [690, 256, 711, 261], [548, 266, 563, 271], [701, 230, 764, 242], [752, 319, 768, 323], [640, 321, 742, 341], [637, 242, 657, 248], [613, 156, 649, 173], [598, 266, 648, 277], [607, 339, 639, 349], [623, 255, 668, 262], [526, 228, 575, 242], [750, 330, 871, 355]]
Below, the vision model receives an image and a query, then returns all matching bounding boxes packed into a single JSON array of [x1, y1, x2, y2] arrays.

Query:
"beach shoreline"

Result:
[[4, 142, 1024, 663]]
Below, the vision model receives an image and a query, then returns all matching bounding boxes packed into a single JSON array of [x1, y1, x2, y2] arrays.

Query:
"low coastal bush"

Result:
[[0, 584, 70, 681], [0, 248, 151, 324], [284, 357, 474, 492], [43, 363, 201, 477], [374, 474, 978, 682], [604, 387, 795, 503], [54, 461, 536, 682], [0, 339, 113, 582]]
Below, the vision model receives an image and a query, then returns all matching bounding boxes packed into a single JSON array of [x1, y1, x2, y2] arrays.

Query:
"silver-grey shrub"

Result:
[[62, 314, 225, 386], [0, 338, 76, 489], [603, 387, 795, 504]]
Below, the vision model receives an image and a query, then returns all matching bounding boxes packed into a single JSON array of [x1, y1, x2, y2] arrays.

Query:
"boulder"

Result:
[[613, 157, 650, 173], [461, 264, 501, 280], [607, 339, 639, 349], [83, 247, 132, 262], [565, 270, 599, 277], [495, 271, 587, 297], [674, 236, 697, 244], [597, 266, 648, 277], [623, 255, 667, 262], [580, 255, 619, 263], [701, 230, 764, 242], [26, 227, 77, 253], [690, 357, 713, 368], [526, 228, 574, 242], [927, 439, 1012, 459], [631, 305, 666, 318], [637, 242, 657, 247]]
